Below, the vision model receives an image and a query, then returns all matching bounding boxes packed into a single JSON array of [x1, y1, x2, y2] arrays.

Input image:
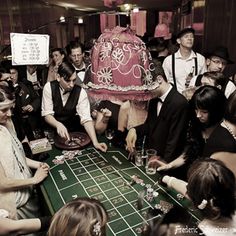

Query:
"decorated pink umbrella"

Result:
[[83, 26, 158, 101]]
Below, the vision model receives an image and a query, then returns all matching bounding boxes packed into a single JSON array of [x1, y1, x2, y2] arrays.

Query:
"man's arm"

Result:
[[162, 175, 189, 198], [162, 55, 174, 84], [44, 114, 70, 140], [83, 120, 107, 152]]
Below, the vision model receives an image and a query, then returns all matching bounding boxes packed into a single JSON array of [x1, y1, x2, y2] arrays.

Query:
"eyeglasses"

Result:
[[210, 59, 227, 66]]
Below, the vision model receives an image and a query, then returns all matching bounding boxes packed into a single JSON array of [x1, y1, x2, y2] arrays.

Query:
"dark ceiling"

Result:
[[42, 0, 182, 12]]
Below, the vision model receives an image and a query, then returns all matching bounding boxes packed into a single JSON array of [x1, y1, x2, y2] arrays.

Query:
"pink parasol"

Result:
[[83, 26, 158, 101]]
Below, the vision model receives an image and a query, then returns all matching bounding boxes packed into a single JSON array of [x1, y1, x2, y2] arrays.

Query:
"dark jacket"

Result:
[[135, 87, 189, 162]]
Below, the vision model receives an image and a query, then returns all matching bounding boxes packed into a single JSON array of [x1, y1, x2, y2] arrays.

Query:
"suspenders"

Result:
[[172, 53, 198, 89]]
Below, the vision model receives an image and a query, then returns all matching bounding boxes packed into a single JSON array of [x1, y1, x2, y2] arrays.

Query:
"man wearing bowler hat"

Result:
[[163, 27, 206, 93], [189, 46, 236, 98]]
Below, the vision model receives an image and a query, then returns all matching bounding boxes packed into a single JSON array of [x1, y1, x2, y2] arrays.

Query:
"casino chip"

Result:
[[145, 184, 152, 189], [153, 191, 159, 197]]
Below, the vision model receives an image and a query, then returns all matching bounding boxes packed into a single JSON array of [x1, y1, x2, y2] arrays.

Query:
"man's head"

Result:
[[176, 27, 195, 49], [201, 71, 226, 89], [66, 41, 85, 69], [57, 61, 77, 92], [151, 60, 169, 97], [27, 65, 37, 75], [206, 46, 233, 72]]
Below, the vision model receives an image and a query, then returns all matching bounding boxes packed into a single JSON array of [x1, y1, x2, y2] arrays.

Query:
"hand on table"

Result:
[[40, 162, 50, 171], [94, 142, 107, 152], [56, 122, 70, 140], [33, 166, 49, 184], [125, 128, 137, 153]]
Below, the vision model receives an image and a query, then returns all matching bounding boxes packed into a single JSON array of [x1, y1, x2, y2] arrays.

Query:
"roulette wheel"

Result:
[[54, 132, 91, 150]]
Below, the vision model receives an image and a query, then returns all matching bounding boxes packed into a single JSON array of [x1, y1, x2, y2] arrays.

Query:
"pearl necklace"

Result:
[[223, 121, 236, 141]]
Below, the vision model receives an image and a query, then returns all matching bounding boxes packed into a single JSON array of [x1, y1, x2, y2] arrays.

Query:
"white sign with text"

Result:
[[10, 33, 49, 65]]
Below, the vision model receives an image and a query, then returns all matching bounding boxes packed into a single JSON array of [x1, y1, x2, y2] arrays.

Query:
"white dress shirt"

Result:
[[41, 82, 92, 125], [163, 49, 206, 93], [157, 84, 172, 116]]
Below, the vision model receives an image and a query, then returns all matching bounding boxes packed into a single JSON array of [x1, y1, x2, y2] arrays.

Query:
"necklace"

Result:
[[223, 121, 236, 141]]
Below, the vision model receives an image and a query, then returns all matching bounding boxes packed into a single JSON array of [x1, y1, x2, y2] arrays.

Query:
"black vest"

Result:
[[51, 81, 83, 132]]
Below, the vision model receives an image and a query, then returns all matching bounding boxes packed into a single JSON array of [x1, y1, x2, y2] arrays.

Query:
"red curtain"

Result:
[[130, 11, 147, 37], [100, 13, 117, 33]]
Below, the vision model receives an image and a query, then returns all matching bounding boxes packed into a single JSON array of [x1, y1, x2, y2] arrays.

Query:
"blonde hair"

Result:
[[48, 197, 108, 236]]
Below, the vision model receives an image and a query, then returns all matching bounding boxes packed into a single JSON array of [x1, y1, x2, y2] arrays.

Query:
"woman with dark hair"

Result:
[[154, 86, 226, 179], [48, 197, 108, 236], [203, 90, 236, 156], [42, 61, 107, 152], [47, 48, 67, 82], [162, 159, 236, 236]]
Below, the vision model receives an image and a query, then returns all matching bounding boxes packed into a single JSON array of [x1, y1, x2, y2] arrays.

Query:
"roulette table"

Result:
[[53, 132, 91, 150], [40, 144, 202, 236]]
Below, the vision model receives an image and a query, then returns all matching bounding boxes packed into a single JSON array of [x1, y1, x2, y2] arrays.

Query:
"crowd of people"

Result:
[[0, 26, 236, 235]]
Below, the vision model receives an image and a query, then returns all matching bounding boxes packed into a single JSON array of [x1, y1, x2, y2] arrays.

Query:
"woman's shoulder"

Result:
[[0, 125, 11, 142], [0, 125, 8, 134]]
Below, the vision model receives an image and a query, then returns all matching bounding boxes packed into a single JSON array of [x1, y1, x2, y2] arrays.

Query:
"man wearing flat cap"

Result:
[[163, 27, 206, 93], [189, 46, 236, 98]]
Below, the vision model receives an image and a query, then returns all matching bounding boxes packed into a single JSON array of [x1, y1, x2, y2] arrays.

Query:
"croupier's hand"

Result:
[[56, 122, 70, 140]]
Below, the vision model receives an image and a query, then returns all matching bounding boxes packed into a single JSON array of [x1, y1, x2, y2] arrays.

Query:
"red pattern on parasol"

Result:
[[83, 26, 157, 101]]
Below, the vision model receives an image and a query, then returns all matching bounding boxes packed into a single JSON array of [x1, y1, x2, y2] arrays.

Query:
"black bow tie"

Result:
[[63, 91, 70, 95], [157, 97, 163, 103], [76, 68, 86, 73]]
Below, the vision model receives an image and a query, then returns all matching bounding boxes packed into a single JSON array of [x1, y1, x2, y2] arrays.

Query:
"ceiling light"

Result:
[[78, 18, 83, 24], [59, 16, 65, 23], [132, 7, 139, 13], [123, 3, 132, 11]]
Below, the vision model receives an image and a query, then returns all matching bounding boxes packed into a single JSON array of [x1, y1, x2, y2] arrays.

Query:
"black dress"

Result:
[[203, 124, 236, 157]]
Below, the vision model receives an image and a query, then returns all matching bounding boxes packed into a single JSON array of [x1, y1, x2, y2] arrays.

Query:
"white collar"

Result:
[[159, 84, 172, 102], [176, 49, 197, 60]]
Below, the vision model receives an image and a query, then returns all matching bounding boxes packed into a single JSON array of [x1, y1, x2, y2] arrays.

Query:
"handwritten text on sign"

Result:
[[10, 33, 49, 65]]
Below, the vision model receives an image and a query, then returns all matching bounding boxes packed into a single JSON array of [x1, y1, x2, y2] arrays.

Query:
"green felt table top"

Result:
[[40, 144, 202, 236]]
